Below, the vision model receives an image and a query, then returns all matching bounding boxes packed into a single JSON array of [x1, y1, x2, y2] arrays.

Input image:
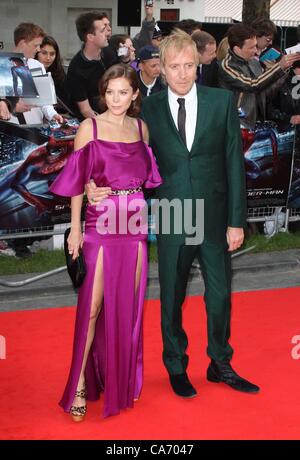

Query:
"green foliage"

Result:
[[0, 249, 66, 276], [242, 232, 300, 253]]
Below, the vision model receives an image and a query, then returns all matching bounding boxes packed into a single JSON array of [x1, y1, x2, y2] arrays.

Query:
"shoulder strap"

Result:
[[137, 118, 143, 142], [91, 117, 98, 140]]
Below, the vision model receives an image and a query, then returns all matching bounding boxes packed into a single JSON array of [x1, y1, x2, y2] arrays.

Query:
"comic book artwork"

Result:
[[1, 116, 299, 235], [39, 118, 79, 139], [0, 119, 80, 232], [0, 52, 39, 98], [241, 121, 295, 207]]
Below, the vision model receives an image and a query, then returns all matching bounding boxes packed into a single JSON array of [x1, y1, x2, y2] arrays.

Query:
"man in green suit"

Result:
[[87, 30, 259, 397], [141, 29, 259, 397]]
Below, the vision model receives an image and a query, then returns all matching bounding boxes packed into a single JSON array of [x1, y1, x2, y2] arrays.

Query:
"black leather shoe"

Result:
[[169, 372, 197, 398], [207, 360, 260, 393]]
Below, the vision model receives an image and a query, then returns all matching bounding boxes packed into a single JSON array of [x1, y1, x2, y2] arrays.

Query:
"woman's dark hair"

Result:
[[251, 18, 277, 38], [108, 34, 130, 54], [36, 35, 65, 85], [99, 64, 141, 117]]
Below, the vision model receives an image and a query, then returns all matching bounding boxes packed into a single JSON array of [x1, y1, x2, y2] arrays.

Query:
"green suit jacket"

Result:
[[141, 85, 247, 245]]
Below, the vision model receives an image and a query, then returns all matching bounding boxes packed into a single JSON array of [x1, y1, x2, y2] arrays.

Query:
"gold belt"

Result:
[[110, 186, 142, 196]]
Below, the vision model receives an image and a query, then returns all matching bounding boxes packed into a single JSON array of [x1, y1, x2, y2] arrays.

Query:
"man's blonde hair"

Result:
[[159, 29, 199, 67]]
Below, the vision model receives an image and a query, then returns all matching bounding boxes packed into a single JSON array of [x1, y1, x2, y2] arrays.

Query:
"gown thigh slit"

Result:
[[89, 245, 104, 319]]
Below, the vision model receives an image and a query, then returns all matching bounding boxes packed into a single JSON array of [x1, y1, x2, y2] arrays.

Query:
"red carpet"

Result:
[[0, 287, 300, 440]]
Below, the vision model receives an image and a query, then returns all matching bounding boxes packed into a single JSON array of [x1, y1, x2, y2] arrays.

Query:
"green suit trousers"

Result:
[[157, 239, 234, 375]]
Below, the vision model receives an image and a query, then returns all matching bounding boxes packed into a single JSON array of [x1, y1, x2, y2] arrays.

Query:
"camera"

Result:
[[117, 46, 128, 57], [145, 0, 154, 7]]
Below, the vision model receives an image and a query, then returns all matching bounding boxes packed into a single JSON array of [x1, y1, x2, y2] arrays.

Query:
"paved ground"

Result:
[[0, 249, 299, 312]]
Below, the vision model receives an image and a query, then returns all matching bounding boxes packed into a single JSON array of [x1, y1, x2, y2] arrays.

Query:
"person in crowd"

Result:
[[267, 60, 300, 128], [151, 23, 164, 48], [175, 19, 202, 35], [218, 23, 300, 128], [50, 64, 161, 421], [10, 22, 63, 125], [133, 1, 156, 53], [108, 34, 136, 65], [66, 11, 110, 120], [101, 12, 121, 69], [101, 12, 112, 41], [251, 18, 277, 58], [87, 30, 260, 399], [191, 30, 219, 87], [132, 24, 164, 72], [36, 35, 69, 109], [137, 45, 165, 97]]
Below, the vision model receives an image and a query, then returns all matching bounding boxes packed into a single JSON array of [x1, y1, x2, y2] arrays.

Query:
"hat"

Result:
[[138, 45, 159, 61], [152, 23, 163, 40]]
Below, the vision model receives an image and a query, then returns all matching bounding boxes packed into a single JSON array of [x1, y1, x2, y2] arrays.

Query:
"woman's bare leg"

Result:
[[72, 247, 103, 409]]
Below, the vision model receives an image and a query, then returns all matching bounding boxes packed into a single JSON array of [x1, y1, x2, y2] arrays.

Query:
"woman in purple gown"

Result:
[[50, 64, 162, 421]]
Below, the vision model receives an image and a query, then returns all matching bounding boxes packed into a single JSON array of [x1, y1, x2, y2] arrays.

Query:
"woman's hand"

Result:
[[67, 228, 83, 260], [85, 179, 111, 205]]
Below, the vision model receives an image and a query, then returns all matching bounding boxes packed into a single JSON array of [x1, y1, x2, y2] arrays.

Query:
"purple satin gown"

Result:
[[50, 118, 161, 417]]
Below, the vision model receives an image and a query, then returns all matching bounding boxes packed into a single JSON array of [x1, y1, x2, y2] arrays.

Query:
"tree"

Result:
[[242, 0, 271, 25]]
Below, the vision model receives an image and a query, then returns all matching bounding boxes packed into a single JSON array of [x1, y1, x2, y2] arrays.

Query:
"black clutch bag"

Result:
[[64, 227, 86, 288]]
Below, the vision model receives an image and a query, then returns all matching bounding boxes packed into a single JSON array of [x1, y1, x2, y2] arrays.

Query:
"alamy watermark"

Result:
[[0, 335, 6, 360], [291, 335, 300, 360], [291, 75, 300, 100], [95, 197, 204, 246]]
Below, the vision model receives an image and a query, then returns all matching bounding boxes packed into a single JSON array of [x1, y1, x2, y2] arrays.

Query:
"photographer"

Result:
[[133, 1, 156, 53], [108, 34, 136, 65]]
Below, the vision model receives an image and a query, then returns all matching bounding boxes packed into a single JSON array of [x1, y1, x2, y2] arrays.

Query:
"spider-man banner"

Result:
[[0, 120, 79, 232], [0, 120, 299, 235], [242, 121, 296, 207]]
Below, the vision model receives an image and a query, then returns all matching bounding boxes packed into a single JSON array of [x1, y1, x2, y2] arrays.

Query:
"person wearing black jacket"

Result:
[[218, 24, 300, 128], [267, 61, 300, 128]]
